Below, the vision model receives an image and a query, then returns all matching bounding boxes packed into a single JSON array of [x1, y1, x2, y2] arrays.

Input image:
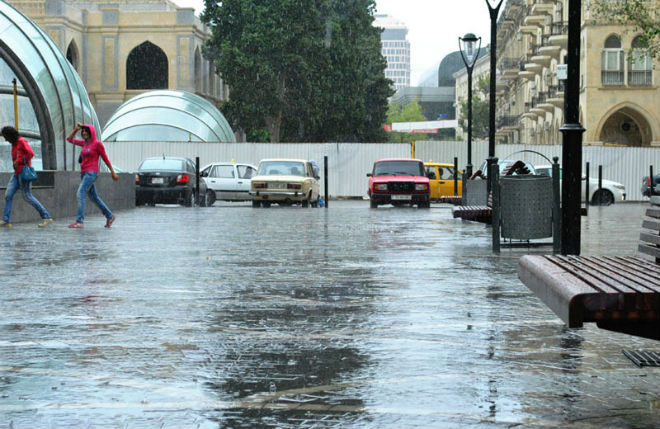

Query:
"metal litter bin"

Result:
[[500, 175, 552, 239], [464, 180, 488, 206]]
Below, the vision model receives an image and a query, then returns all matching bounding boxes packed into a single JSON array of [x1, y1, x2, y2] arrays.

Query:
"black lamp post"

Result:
[[486, 0, 503, 193], [459, 32, 482, 178], [560, 0, 585, 255]]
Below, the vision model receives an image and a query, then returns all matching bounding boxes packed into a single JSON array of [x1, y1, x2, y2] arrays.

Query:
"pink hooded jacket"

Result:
[[66, 124, 112, 174]]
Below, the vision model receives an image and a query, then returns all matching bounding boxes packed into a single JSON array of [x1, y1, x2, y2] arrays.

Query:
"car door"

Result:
[[235, 164, 256, 201], [207, 164, 238, 200], [438, 166, 461, 197]]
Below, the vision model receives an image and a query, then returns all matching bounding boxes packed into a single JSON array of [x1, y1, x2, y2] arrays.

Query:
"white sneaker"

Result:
[[38, 218, 54, 228], [0, 220, 11, 227]]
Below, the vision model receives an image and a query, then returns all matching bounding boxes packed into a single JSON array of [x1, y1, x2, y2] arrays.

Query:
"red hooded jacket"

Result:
[[66, 124, 111, 173], [11, 137, 34, 174]]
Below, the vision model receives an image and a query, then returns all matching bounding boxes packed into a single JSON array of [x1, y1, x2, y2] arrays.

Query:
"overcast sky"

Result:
[[172, 0, 495, 85]]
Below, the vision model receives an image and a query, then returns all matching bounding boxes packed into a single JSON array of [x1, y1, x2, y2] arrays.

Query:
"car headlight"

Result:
[[375, 183, 388, 191], [415, 183, 428, 191]]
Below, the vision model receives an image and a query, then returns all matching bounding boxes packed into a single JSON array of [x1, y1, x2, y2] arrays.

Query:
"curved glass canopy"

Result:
[[102, 90, 235, 143], [0, 2, 99, 170]]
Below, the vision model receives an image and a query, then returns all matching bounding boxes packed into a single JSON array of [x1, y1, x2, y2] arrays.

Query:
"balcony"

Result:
[[547, 84, 564, 107], [499, 57, 523, 80], [497, 115, 523, 130], [547, 22, 568, 49]]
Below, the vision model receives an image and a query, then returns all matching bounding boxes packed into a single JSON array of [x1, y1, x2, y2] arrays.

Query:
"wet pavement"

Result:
[[0, 201, 658, 428]]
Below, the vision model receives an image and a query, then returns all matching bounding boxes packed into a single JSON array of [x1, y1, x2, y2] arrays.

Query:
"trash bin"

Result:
[[464, 180, 488, 206], [500, 175, 552, 240]]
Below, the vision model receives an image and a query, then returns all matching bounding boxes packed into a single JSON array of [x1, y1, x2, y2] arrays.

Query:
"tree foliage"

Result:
[[201, 0, 393, 142], [458, 75, 489, 140], [588, 0, 660, 57], [385, 98, 428, 143]]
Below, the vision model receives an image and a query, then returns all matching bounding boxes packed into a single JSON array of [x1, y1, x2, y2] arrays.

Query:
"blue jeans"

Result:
[[3, 173, 51, 222], [77, 172, 112, 223]]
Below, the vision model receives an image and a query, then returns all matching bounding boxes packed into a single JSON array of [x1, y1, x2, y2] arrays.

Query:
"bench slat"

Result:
[[640, 231, 660, 246], [642, 219, 660, 232], [646, 207, 660, 219], [639, 243, 660, 259]]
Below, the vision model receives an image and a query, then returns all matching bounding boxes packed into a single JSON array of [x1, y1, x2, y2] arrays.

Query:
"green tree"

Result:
[[201, 0, 392, 143], [458, 75, 489, 140], [385, 98, 428, 143], [588, 0, 660, 57]]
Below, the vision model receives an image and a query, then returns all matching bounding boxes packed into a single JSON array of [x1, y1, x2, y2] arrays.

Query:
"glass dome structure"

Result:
[[0, 2, 99, 171], [102, 90, 235, 142]]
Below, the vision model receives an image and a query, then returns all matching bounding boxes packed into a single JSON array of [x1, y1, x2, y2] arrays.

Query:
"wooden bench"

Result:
[[518, 196, 660, 340]]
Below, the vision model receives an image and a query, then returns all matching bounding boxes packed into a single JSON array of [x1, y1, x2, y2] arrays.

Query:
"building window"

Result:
[[629, 36, 652, 86], [601, 35, 624, 86]]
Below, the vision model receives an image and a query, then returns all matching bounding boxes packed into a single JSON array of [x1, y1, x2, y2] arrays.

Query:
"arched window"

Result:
[[601, 35, 624, 86], [126, 41, 168, 90], [629, 36, 652, 86], [66, 40, 79, 71]]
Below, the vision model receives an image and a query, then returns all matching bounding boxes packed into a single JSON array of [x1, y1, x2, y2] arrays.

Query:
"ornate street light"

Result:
[[486, 0, 503, 194], [459, 32, 482, 178]]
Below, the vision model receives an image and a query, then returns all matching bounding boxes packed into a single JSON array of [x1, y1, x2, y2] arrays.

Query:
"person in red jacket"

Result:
[[66, 123, 118, 228], [1, 126, 53, 227]]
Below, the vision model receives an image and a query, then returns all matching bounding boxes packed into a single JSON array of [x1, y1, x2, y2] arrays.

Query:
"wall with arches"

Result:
[[9, 1, 228, 128]]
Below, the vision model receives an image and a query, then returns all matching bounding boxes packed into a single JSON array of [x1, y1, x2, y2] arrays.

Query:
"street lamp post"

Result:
[[560, 0, 585, 255], [459, 32, 482, 179], [486, 0, 503, 194]]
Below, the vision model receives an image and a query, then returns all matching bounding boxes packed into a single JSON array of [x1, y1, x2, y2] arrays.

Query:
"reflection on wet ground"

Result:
[[0, 201, 658, 428]]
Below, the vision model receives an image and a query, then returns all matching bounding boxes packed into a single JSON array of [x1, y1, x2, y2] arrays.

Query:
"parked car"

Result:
[[249, 159, 321, 207], [200, 162, 257, 205], [367, 158, 430, 208], [477, 159, 536, 177], [535, 165, 626, 206], [424, 162, 462, 200], [135, 156, 206, 206], [641, 174, 660, 197]]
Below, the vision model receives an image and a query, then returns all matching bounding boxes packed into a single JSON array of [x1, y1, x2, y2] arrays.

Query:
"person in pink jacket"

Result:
[[66, 123, 118, 228], [1, 126, 52, 227]]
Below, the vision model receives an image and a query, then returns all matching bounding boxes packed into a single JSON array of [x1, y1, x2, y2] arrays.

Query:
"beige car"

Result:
[[250, 158, 321, 207]]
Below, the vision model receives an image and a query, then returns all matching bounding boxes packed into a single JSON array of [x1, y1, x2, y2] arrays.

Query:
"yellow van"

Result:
[[424, 162, 463, 200]]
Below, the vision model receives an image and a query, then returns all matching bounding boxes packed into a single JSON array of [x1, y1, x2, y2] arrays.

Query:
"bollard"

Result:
[[552, 157, 561, 253], [453, 157, 458, 196], [324, 155, 329, 208], [650, 165, 654, 197], [491, 157, 500, 253], [584, 162, 589, 215], [195, 156, 200, 206]]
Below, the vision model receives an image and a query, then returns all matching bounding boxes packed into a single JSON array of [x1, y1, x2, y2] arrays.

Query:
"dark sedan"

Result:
[[135, 156, 206, 206]]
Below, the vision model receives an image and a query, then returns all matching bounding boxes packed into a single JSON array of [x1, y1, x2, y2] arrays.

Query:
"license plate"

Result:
[[391, 194, 411, 200], [152, 177, 164, 184], [271, 183, 286, 189]]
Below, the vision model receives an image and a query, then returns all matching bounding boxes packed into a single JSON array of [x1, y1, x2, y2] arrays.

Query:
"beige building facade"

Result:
[[455, 0, 660, 147], [8, 0, 227, 127]]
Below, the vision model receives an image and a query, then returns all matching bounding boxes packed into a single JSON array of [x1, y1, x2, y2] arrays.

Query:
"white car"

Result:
[[200, 162, 257, 205], [535, 165, 626, 206]]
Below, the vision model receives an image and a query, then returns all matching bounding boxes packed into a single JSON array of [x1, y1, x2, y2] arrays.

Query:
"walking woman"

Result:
[[66, 123, 118, 228], [1, 126, 53, 227]]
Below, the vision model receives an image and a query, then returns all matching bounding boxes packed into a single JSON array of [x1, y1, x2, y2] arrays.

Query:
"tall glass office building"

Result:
[[0, 1, 99, 171]]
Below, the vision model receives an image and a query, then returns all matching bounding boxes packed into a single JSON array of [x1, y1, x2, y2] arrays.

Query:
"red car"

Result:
[[367, 158, 430, 208]]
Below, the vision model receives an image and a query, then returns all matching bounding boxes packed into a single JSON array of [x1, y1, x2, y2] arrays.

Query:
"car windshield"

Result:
[[258, 161, 305, 176], [139, 159, 184, 171], [374, 160, 423, 176]]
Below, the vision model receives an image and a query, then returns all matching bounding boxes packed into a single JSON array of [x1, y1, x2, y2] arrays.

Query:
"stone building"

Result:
[[7, 0, 227, 127], [455, 0, 660, 147]]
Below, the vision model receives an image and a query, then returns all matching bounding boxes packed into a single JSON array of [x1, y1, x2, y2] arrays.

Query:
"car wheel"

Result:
[[370, 199, 378, 209], [591, 189, 614, 206], [203, 190, 216, 207], [252, 200, 261, 208]]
